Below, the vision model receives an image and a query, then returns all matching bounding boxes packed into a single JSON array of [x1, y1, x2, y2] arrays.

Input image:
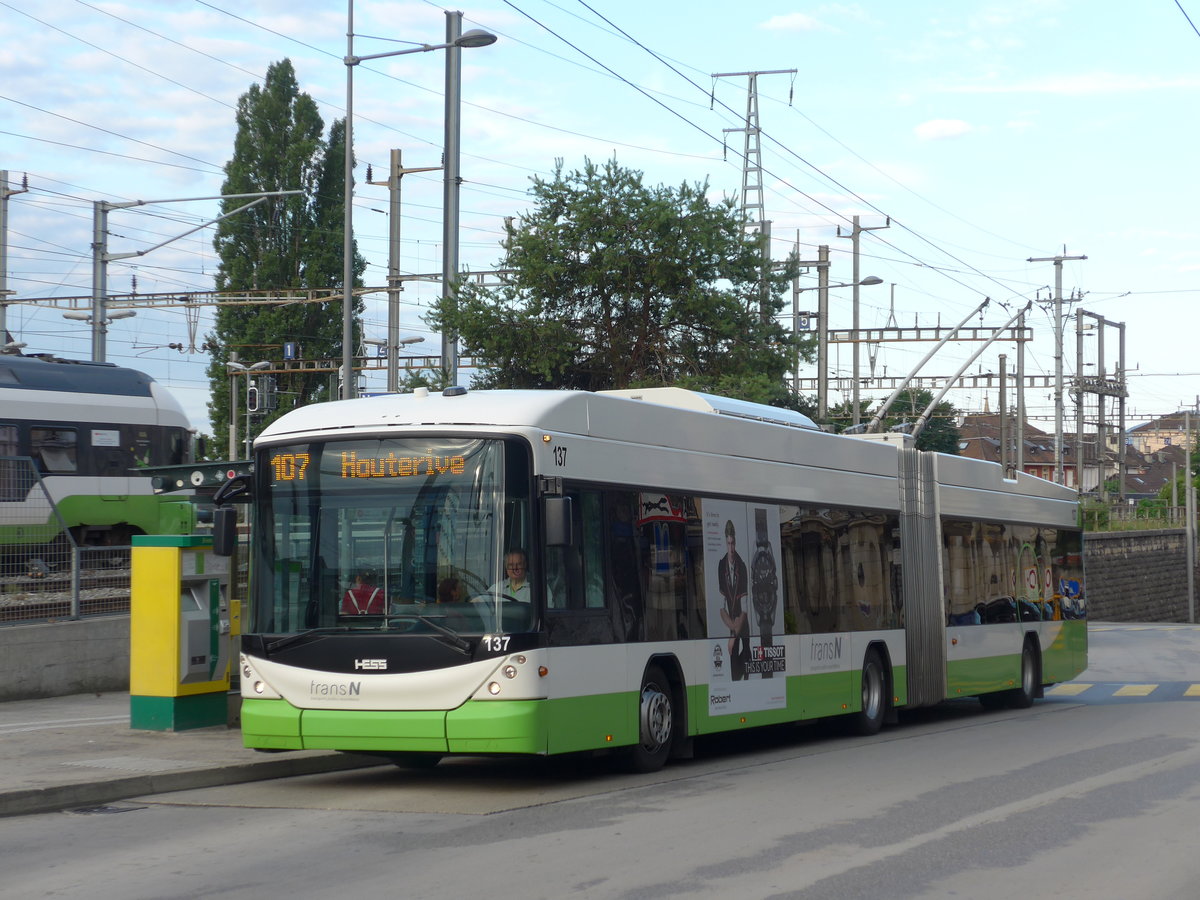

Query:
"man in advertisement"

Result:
[[718, 518, 751, 681]]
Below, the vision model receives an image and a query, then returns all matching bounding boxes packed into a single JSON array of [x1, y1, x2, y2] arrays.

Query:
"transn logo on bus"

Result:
[[354, 659, 388, 670], [309, 681, 361, 696]]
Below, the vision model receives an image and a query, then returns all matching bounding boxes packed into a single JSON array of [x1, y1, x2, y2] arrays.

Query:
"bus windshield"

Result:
[[249, 436, 533, 637]]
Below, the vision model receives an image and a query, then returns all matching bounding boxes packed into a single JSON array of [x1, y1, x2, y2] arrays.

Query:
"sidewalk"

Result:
[[0, 692, 382, 818]]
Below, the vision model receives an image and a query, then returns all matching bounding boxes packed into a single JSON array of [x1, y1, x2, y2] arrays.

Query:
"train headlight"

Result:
[[253, 681, 265, 694], [503, 664, 518, 679], [487, 682, 501, 695]]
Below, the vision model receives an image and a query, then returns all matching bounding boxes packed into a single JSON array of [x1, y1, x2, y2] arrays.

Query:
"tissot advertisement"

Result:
[[703, 498, 786, 715]]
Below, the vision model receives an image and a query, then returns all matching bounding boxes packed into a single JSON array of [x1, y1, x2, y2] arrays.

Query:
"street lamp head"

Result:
[[398, 336, 425, 346], [62, 311, 91, 321], [108, 309, 137, 320], [227, 361, 248, 373], [859, 276, 884, 286], [249, 360, 272, 371], [456, 28, 497, 48]]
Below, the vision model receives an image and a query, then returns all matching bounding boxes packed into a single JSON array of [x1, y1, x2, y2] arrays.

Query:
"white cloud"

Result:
[[914, 119, 973, 141], [759, 13, 824, 31], [941, 73, 1200, 96]]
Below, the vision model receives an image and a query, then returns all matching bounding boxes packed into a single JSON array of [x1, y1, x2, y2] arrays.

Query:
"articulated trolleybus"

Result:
[[219, 386, 1085, 771]]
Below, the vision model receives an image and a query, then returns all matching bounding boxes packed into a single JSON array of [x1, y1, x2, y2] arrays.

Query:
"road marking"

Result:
[[1113, 684, 1157, 697], [1047, 683, 1092, 696]]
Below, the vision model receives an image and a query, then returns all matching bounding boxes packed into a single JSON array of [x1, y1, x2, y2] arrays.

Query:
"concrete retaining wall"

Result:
[[1083, 529, 1194, 623], [0, 616, 129, 702]]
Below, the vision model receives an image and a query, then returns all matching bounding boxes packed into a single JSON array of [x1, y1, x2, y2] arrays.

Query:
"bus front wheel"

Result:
[[627, 665, 675, 773]]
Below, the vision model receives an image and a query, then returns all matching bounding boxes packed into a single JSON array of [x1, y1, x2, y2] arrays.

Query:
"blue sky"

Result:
[[2, 0, 1198, 436]]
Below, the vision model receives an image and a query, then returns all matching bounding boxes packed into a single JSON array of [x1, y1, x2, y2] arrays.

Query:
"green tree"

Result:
[[205, 60, 365, 455], [825, 389, 962, 454], [428, 157, 807, 407], [1156, 441, 1200, 503]]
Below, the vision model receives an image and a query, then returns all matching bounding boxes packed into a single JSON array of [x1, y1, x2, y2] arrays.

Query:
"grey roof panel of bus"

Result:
[[598, 387, 820, 430], [934, 452, 1078, 526], [256, 388, 826, 442], [0, 355, 155, 397], [254, 388, 902, 485], [257, 389, 595, 439]]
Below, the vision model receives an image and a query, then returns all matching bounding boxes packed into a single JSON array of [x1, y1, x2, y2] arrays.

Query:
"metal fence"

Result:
[[1081, 502, 1189, 532], [0, 456, 248, 626], [0, 544, 132, 624]]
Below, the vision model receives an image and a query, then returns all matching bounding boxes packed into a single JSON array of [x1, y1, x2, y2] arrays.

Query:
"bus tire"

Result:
[[627, 664, 675, 773], [1008, 641, 1039, 709], [852, 648, 887, 736]]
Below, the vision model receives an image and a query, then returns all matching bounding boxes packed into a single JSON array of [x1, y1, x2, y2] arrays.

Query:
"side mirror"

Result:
[[212, 506, 239, 557], [544, 495, 575, 547], [213, 472, 253, 506]]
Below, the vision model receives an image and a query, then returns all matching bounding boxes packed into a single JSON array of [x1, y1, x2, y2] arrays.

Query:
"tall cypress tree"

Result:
[[205, 59, 365, 456]]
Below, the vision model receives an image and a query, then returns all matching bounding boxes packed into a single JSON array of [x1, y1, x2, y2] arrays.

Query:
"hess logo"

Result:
[[354, 658, 388, 670]]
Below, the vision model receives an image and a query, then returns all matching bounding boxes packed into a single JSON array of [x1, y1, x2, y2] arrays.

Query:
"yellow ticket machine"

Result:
[[130, 535, 238, 730]]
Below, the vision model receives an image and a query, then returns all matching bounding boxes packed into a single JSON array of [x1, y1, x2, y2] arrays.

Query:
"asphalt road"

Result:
[[5, 623, 1200, 900]]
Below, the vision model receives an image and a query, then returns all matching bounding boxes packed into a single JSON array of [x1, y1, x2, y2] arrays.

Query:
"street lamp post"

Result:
[[364, 335, 425, 389], [342, 5, 495, 400]]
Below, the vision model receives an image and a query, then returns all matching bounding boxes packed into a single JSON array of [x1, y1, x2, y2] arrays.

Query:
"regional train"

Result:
[[0, 354, 195, 556]]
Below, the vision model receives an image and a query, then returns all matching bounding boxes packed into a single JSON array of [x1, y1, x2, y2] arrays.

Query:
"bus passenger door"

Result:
[[544, 489, 614, 645]]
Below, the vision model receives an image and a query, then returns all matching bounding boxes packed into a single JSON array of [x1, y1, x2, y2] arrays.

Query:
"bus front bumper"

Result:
[[240, 697, 550, 755]]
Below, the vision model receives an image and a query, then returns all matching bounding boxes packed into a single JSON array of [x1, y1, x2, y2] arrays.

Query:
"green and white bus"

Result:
[[219, 386, 1086, 772]]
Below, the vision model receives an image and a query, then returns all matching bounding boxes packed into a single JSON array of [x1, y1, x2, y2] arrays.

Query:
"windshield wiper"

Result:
[[391, 613, 471, 655], [265, 626, 349, 654]]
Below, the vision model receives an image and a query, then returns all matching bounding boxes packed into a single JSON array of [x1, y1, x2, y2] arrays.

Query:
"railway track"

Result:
[[0, 569, 132, 623]]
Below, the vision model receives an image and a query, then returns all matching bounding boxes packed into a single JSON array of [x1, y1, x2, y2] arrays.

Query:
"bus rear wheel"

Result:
[[1008, 641, 1039, 709], [626, 665, 674, 773], [852, 649, 887, 736]]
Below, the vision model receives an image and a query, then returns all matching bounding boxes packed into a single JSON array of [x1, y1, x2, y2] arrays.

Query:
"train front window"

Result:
[[31, 427, 77, 473], [251, 436, 533, 636]]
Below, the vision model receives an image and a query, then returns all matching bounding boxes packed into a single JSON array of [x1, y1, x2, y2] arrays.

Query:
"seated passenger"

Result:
[[341, 568, 384, 615]]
